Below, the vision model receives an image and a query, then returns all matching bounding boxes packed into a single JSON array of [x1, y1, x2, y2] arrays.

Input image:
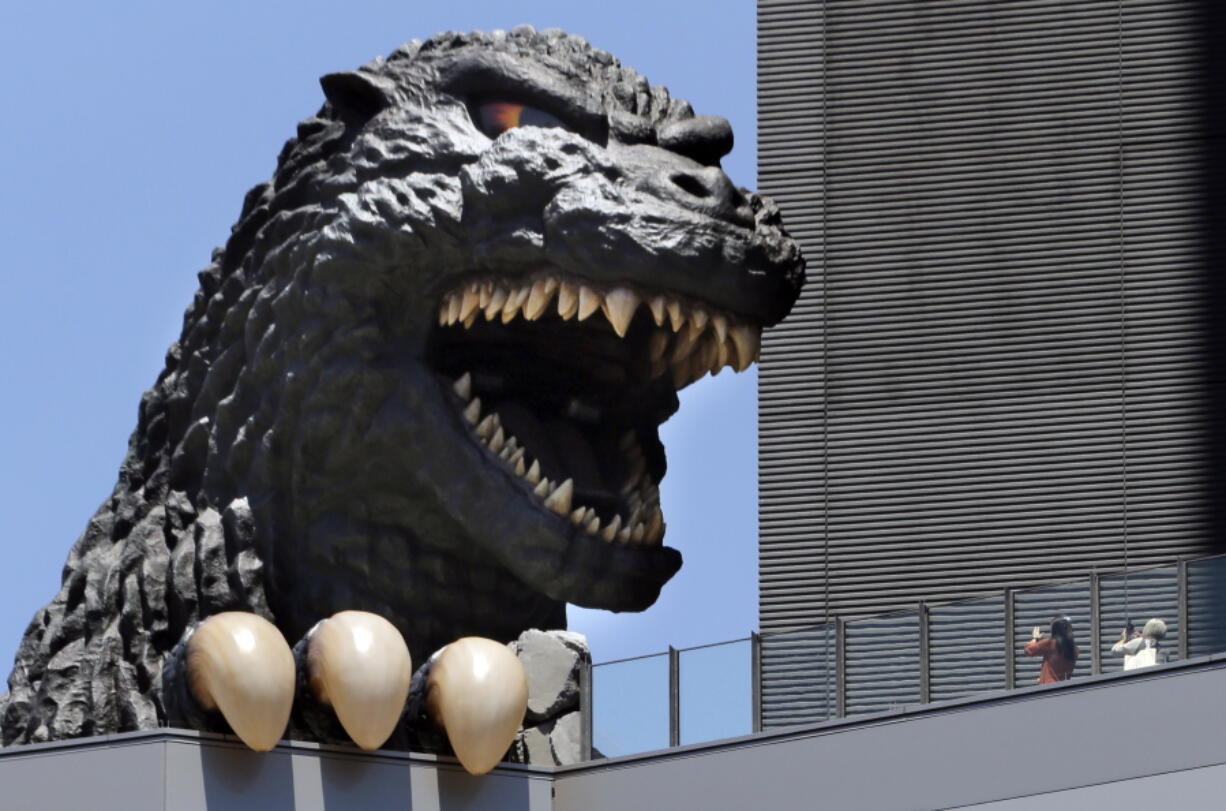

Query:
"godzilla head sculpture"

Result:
[[1, 26, 803, 748]]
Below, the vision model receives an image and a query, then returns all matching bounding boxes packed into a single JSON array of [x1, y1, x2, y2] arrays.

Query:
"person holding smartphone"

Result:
[[1025, 616, 1079, 683]]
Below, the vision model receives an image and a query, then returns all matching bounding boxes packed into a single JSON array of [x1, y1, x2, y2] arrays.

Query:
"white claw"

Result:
[[426, 637, 528, 775], [307, 611, 412, 751], [186, 612, 295, 752]]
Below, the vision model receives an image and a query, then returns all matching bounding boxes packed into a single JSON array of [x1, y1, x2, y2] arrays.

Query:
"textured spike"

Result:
[[648, 295, 667, 326], [602, 287, 640, 337], [425, 637, 528, 775], [307, 611, 412, 751], [577, 286, 602, 321], [462, 397, 482, 424], [543, 479, 574, 515], [557, 281, 580, 319]]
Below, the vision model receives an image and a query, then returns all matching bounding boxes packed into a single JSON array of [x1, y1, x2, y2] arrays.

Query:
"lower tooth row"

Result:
[[454, 372, 665, 546]]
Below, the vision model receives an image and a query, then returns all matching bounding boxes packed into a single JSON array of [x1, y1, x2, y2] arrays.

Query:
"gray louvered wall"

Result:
[[758, 0, 1214, 725]]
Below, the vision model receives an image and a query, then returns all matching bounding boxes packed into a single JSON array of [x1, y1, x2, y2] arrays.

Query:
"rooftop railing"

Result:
[[587, 552, 1226, 758]]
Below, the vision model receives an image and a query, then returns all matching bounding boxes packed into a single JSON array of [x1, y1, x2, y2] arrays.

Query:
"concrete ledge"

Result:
[[4, 655, 1226, 809]]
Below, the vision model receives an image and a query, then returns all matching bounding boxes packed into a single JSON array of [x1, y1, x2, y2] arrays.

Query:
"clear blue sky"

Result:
[[0, 1, 760, 674]]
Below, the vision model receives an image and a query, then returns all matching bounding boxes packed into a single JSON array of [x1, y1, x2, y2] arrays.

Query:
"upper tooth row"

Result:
[[437, 277, 762, 388], [454, 373, 665, 546]]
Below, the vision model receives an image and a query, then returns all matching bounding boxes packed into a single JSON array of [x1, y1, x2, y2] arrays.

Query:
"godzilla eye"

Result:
[[474, 101, 568, 138]]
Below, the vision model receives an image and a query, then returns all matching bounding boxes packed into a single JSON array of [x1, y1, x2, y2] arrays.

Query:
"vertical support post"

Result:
[[1090, 569, 1102, 675], [750, 632, 763, 733], [834, 617, 847, 718], [1004, 588, 1016, 690], [918, 602, 931, 704], [579, 654, 593, 761], [668, 646, 680, 747], [1178, 556, 1189, 660]]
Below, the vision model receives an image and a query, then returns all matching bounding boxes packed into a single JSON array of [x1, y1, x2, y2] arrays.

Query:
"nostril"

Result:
[[671, 172, 712, 199]]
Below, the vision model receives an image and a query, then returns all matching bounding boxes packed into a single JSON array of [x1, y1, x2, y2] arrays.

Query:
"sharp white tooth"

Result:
[[484, 285, 509, 320], [525, 277, 558, 320], [631, 522, 646, 543], [646, 508, 664, 543], [462, 309, 477, 329], [525, 459, 542, 485], [730, 324, 759, 372], [557, 281, 580, 319], [715, 337, 731, 372], [501, 285, 530, 323], [602, 287, 640, 337], [601, 514, 622, 541], [425, 637, 528, 776], [616, 524, 632, 543], [667, 298, 685, 332], [478, 281, 493, 308], [459, 287, 481, 323], [514, 456, 526, 476], [476, 414, 497, 440], [307, 611, 412, 751], [489, 426, 505, 453], [689, 306, 709, 338], [570, 506, 586, 525], [463, 397, 482, 424], [447, 294, 462, 325], [711, 312, 729, 343], [453, 372, 473, 400], [533, 478, 551, 497], [578, 285, 603, 321], [649, 330, 671, 363], [544, 479, 574, 515], [585, 513, 601, 534], [186, 612, 295, 752], [438, 302, 448, 326], [648, 295, 667, 326]]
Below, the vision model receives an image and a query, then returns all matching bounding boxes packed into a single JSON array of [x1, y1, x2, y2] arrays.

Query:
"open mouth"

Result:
[[427, 270, 761, 550]]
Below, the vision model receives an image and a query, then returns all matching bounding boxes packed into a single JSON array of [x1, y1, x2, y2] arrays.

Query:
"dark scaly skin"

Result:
[[0, 26, 803, 746]]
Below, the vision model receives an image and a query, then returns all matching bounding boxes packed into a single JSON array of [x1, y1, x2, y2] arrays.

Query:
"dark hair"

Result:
[[1051, 617, 1077, 662]]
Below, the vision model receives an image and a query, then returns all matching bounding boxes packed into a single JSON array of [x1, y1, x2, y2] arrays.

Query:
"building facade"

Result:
[[757, 0, 1224, 726]]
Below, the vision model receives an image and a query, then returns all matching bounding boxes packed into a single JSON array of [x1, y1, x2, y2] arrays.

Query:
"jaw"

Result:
[[420, 265, 762, 611]]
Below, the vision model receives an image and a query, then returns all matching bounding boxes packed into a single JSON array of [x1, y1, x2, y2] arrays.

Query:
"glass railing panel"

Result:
[[1188, 554, 1226, 657], [678, 638, 752, 745], [1098, 565, 1178, 671], [759, 624, 836, 730], [929, 594, 1007, 702], [592, 652, 669, 757], [845, 611, 921, 716], [1013, 580, 1092, 685]]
